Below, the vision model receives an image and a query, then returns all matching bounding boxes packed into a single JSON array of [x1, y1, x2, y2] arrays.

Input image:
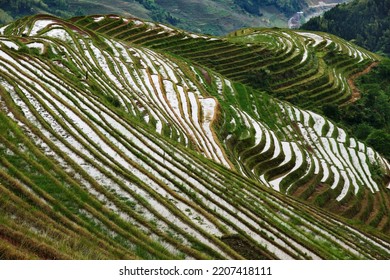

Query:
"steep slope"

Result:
[[302, 0, 390, 55], [0, 15, 389, 259], [72, 15, 379, 109]]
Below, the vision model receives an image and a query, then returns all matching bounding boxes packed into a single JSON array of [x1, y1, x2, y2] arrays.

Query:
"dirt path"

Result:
[[342, 61, 379, 106]]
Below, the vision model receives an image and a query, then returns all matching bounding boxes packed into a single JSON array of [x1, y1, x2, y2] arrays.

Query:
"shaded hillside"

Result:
[[302, 0, 390, 55], [0, 0, 76, 21], [0, 0, 147, 24], [0, 15, 389, 259], [234, 0, 307, 15]]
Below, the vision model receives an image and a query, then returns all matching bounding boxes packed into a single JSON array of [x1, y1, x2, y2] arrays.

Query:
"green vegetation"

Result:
[[0, 0, 295, 33], [302, 0, 390, 55], [234, 0, 306, 15], [323, 58, 390, 160], [80, 15, 378, 109], [0, 14, 389, 260], [0, 0, 73, 23], [134, 0, 179, 25], [74, 15, 389, 234]]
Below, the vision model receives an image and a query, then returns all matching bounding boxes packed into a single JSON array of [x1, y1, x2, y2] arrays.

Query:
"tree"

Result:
[[0, 9, 13, 24], [367, 130, 390, 158], [354, 123, 373, 140], [322, 104, 340, 121]]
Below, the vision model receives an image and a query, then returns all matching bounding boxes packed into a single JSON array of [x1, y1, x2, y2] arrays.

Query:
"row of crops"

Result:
[[0, 15, 389, 259]]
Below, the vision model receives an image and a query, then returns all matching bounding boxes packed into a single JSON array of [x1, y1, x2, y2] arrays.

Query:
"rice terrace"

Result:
[[0, 14, 389, 260]]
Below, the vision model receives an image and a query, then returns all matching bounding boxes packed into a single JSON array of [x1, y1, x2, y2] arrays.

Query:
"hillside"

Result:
[[0, 0, 348, 34], [72, 15, 380, 108], [302, 0, 390, 55], [0, 15, 389, 259]]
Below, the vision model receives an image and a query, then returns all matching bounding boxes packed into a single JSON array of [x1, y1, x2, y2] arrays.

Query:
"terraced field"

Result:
[[71, 15, 380, 109], [0, 15, 389, 259]]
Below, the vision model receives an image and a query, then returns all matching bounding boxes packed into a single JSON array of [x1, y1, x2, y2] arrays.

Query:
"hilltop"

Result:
[[0, 14, 389, 259]]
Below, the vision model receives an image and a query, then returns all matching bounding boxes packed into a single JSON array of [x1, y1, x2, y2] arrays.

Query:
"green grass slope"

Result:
[[0, 15, 389, 259]]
